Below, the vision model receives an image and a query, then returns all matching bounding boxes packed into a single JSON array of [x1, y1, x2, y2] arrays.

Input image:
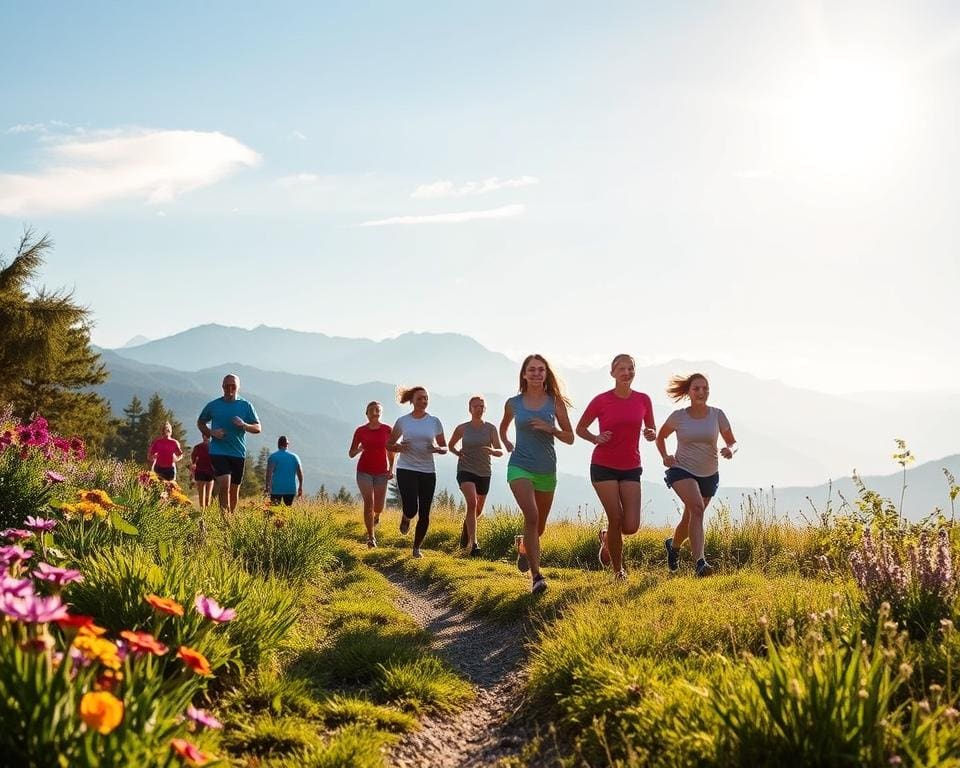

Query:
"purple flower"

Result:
[[33, 562, 83, 587], [186, 705, 223, 729], [44, 469, 66, 483], [24, 516, 57, 533], [194, 595, 236, 623], [1, 529, 32, 542], [0, 592, 69, 623], [0, 545, 34, 568], [1, 575, 34, 597]]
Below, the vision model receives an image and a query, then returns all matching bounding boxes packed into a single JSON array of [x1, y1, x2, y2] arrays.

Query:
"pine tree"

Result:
[[386, 480, 401, 509], [108, 395, 147, 461], [0, 230, 111, 452], [334, 485, 354, 504], [239, 452, 260, 498], [254, 447, 270, 492]]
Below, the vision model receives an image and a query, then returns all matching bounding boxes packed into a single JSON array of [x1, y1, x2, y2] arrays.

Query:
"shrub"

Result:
[[375, 656, 473, 714]]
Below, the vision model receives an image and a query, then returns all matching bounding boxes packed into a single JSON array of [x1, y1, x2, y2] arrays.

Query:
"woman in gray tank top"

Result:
[[655, 373, 738, 577], [499, 354, 574, 594], [449, 396, 503, 556]]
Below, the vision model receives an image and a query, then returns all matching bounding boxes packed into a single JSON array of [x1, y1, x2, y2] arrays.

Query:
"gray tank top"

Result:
[[508, 394, 556, 474], [670, 406, 730, 477], [457, 422, 496, 477]]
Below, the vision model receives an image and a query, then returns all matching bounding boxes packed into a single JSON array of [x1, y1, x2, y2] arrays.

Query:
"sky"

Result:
[[1, 1, 958, 394]]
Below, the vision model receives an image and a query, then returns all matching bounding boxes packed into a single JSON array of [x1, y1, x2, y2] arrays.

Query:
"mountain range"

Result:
[[90, 324, 959, 523]]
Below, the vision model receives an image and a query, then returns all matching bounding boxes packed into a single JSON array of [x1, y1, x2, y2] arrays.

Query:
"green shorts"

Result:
[[507, 465, 557, 492]]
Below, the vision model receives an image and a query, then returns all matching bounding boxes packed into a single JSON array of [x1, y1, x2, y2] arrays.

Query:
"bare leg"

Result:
[[509, 479, 549, 579], [215, 474, 231, 519], [670, 479, 706, 561], [229, 482, 240, 514], [460, 482, 479, 547], [592, 480, 622, 571], [372, 481, 388, 527], [357, 475, 375, 539]]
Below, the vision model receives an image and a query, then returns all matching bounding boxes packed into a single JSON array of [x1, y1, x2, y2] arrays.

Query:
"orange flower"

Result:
[[177, 646, 212, 676], [120, 630, 169, 656], [80, 489, 115, 509], [170, 738, 211, 766], [77, 623, 108, 638], [80, 691, 124, 734], [145, 594, 184, 616]]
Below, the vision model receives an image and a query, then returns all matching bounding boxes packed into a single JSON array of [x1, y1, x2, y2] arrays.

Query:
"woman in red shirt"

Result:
[[576, 354, 657, 579], [149, 422, 184, 482], [190, 432, 215, 508], [349, 401, 396, 547]]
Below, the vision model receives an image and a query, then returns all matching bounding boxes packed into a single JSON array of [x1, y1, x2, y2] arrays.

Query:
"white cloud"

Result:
[[275, 172, 321, 188], [6, 123, 48, 135], [411, 175, 539, 199], [0, 129, 260, 216], [361, 204, 525, 227]]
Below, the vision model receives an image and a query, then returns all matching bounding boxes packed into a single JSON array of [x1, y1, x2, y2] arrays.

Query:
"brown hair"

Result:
[[397, 386, 427, 405], [666, 373, 708, 402], [518, 354, 572, 407], [365, 401, 381, 414], [610, 353, 635, 372], [468, 395, 485, 407]]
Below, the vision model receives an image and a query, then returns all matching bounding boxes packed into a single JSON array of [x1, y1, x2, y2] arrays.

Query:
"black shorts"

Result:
[[194, 471, 214, 483], [590, 464, 642, 483], [457, 471, 491, 496], [664, 467, 719, 498], [270, 494, 295, 506], [211, 455, 245, 485], [155, 466, 176, 481]]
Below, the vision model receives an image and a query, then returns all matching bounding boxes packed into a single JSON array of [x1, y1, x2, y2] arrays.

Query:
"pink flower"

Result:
[[0, 592, 69, 623], [44, 469, 66, 483], [24, 516, 57, 533], [0, 545, 33, 568], [186, 705, 223, 729], [33, 562, 83, 587], [1, 529, 32, 542], [194, 595, 236, 623], [1, 575, 34, 597]]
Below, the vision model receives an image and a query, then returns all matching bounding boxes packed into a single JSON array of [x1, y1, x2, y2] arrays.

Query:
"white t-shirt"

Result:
[[394, 413, 444, 473]]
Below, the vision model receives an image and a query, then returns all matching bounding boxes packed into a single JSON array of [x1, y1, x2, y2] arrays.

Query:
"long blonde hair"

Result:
[[518, 354, 572, 407]]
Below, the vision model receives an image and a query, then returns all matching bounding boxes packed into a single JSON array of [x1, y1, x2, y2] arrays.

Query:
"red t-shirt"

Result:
[[191, 442, 213, 475], [581, 390, 655, 470], [352, 424, 392, 474], [149, 437, 182, 469]]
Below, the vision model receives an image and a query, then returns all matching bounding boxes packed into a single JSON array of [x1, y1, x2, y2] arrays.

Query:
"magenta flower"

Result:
[[24, 516, 57, 533], [186, 705, 223, 729], [0, 545, 34, 568], [33, 562, 83, 587], [1, 575, 34, 597], [194, 595, 236, 623], [0, 592, 69, 623], [44, 469, 67, 483], [1, 529, 32, 542]]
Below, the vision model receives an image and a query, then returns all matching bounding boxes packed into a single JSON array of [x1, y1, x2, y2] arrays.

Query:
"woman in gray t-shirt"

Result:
[[449, 395, 503, 556], [655, 372, 737, 578]]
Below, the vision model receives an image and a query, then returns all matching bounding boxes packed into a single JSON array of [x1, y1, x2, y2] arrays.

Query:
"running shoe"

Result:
[[598, 529, 611, 568], [695, 558, 714, 578], [367, 536, 377, 549], [664, 537, 680, 573], [515, 534, 529, 573], [412, 547, 423, 559], [614, 569, 627, 581], [459, 521, 468, 548], [399, 515, 411, 535], [531, 574, 548, 594], [470, 544, 481, 557]]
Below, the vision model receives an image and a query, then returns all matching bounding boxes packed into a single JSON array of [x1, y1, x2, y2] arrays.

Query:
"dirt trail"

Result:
[[382, 571, 542, 768]]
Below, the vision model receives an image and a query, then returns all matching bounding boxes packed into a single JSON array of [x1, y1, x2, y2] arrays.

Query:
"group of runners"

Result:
[[349, 353, 737, 594]]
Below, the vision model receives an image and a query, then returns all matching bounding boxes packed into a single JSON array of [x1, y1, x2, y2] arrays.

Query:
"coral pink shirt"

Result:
[[352, 424, 392, 474], [581, 390, 655, 470], [149, 437, 181, 469]]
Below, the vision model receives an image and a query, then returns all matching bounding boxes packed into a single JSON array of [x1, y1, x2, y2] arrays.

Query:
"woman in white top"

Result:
[[387, 386, 447, 558], [655, 373, 737, 577]]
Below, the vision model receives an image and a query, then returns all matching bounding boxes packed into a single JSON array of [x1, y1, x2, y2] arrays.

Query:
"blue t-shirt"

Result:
[[508, 394, 557, 474], [198, 397, 259, 458], [268, 449, 301, 495]]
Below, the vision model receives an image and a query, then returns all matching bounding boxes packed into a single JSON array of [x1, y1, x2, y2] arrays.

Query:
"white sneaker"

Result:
[[412, 548, 423, 559]]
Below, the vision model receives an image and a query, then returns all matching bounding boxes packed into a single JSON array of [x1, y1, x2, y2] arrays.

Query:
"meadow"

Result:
[[3, 410, 960, 766]]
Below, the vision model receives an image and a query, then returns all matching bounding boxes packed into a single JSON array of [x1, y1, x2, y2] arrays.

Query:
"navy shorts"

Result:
[[664, 467, 719, 498], [457, 471, 491, 496], [590, 464, 642, 483], [211, 455, 245, 485], [154, 466, 176, 481], [270, 494, 295, 506], [194, 470, 215, 483]]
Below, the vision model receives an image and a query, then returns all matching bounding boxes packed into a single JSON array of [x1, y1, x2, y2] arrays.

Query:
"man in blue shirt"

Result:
[[266, 435, 304, 506], [197, 373, 261, 517]]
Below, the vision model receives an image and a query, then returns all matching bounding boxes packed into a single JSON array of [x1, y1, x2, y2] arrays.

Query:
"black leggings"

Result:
[[396, 469, 437, 547]]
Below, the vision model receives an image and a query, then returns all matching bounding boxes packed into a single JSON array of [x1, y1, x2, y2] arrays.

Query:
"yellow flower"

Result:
[[73, 634, 121, 671], [80, 691, 124, 734], [80, 489, 116, 509], [75, 500, 108, 519]]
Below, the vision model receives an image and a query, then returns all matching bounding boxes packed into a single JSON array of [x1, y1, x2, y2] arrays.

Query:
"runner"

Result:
[[148, 422, 182, 482], [448, 395, 503, 556], [500, 354, 574, 594], [265, 435, 304, 506], [576, 353, 656, 579], [656, 372, 737, 577], [190, 432, 215, 509], [387, 386, 447, 559], [349, 401, 395, 547]]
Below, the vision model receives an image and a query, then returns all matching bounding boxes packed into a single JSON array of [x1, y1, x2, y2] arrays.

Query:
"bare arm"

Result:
[[656, 418, 677, 467], [448, 424, 465, 458], [296, 464, 304, 495], [386, 421, 405, 453], [552, 400, 575, 445], [431, 427, 448, 454], [499, 401, 515, 453], [720, 425, 737, 459], [575, 407, 608, 445], [487, 424, 503, 457], [173, 440, 183, 461]]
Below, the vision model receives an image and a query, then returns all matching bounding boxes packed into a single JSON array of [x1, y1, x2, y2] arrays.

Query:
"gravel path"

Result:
[[382, 571, 540, 768]]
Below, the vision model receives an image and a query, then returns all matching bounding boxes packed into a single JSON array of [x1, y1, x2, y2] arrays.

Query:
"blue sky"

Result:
[[2, 1, 958, 392]]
